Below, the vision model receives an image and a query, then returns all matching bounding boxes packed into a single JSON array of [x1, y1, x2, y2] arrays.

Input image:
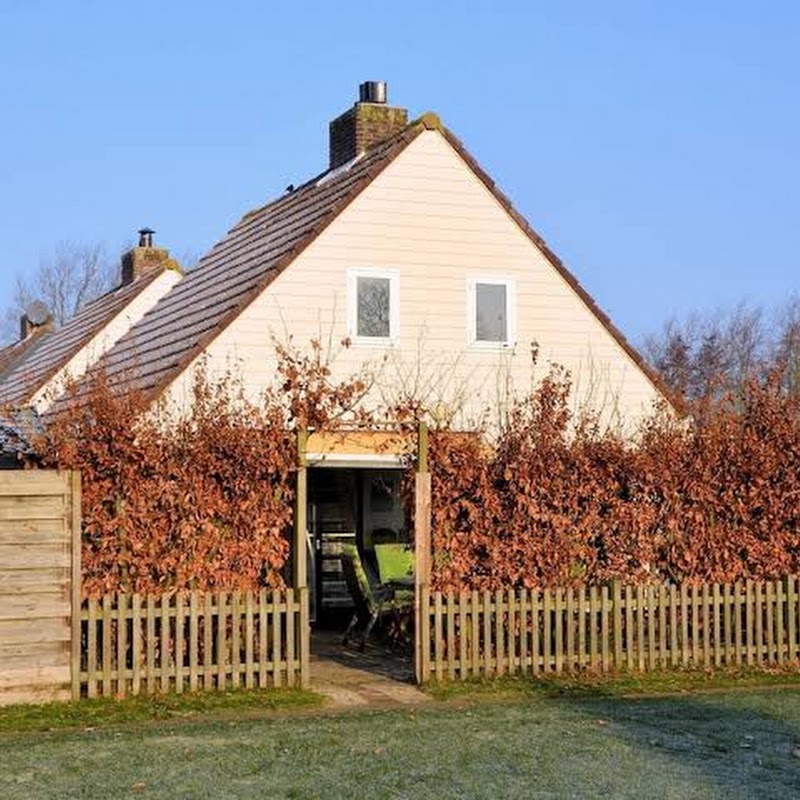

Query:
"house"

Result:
[[0, 234, 183, 419], [87, 81, 676, 620]]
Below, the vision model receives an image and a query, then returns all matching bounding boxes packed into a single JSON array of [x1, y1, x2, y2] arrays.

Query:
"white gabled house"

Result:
[[90, 82, 677, 618]]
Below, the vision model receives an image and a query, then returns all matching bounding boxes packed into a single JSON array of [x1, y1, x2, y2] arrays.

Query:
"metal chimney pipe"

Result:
[[138, 228, 155, 248], [359, 81, 387, 104]]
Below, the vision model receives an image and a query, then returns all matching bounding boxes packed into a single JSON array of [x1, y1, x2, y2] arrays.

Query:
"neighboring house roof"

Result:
[[100, 113, 681, 413], [0, 267, 174, 409], [0, 408, 41, 463], [0, 327, 51, 380]]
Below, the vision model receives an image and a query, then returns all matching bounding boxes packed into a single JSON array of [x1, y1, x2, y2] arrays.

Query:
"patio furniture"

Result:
[[340, 544, 413, 650], [374, 543, 414, 586]]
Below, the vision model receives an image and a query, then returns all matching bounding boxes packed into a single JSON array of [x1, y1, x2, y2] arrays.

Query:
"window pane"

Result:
[[357, 276, 391, 338], [476, 283, 507, 342]]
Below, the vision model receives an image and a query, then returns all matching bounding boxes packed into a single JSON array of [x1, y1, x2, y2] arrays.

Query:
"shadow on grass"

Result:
[[562, 689, 800, 798]]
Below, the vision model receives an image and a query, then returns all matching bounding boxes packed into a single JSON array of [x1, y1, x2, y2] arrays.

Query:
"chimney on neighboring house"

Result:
[[120, 228, 178, 285], [19, 300, 53, 341], [329, 81, 408, 170]]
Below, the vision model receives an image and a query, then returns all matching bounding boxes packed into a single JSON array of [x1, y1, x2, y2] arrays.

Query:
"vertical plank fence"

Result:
[[419, 578, 800, 682], [0, 470, 81, 706], [78, 588, 309, 697]]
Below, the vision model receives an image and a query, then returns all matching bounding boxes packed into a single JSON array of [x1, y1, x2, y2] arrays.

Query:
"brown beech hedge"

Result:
[[30, 342, 800, 596], [426, 370, 800, 591]]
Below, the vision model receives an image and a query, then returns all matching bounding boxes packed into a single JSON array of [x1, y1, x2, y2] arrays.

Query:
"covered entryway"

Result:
[[292, 427, 431, 686], [307, 466, 406, 625]]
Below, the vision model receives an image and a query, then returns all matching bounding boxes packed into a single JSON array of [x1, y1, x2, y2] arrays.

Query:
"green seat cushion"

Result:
[[374, 543, 414, 584]]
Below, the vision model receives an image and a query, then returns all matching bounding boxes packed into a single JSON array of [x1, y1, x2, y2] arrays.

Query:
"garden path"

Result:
[[311, 630, 430, 709]]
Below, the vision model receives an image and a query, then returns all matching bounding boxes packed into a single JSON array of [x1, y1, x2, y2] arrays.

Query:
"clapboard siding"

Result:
[[164, 130, 664, 430], [0, 471, 80, 705]]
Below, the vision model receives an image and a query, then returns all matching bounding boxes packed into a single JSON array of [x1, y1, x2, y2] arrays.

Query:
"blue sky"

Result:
[[0, 1, 797, 341]]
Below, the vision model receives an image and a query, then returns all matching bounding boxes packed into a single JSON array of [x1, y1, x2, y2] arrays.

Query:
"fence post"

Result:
[[294, 428, 308, 591], [70, 471, 82, 701], [415, 421, 432, 684]]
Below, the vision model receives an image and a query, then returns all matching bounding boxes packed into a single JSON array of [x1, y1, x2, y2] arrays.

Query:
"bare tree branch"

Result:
[[1, 241, 116, 343]]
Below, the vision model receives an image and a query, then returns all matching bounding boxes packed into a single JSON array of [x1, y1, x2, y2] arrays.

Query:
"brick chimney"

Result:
[[120, 228, 178, 285], [329, 81, 408, 170], [19, 300, 53, 341]]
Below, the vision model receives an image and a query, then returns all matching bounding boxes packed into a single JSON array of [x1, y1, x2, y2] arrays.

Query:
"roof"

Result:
[[0, 326, 51, 381], [0, 267, 171, 408], [99, 113, 682, 413], [0, 408, 41, 461]]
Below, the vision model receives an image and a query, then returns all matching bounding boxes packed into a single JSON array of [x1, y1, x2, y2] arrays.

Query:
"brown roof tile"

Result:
[[0, 327, 51, 381]]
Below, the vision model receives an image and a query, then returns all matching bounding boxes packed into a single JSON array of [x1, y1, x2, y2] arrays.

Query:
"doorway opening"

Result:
[[307, 466, 407, 627]]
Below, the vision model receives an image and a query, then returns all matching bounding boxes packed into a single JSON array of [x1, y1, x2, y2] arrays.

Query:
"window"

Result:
[[468, 277, 515, 347], [347, 269, 399, 344]]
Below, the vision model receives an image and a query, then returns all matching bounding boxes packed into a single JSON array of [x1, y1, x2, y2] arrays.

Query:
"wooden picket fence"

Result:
[[76, 588, 309, 698], [418, 578, 800, 682]]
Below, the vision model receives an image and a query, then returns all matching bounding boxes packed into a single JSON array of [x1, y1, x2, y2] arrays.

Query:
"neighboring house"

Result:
[[89, 81, 677, 619], [0, 236, 182, 418]]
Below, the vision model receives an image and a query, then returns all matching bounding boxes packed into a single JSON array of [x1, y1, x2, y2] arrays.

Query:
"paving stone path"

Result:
[[311, 631, 431, 709]]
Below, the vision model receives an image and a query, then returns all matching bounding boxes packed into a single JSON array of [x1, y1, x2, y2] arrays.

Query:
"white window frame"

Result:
[[467, 276, 516, 349], [347, 268, 400, 346]]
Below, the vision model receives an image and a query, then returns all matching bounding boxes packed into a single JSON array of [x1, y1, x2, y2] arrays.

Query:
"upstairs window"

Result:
[[347, 269, 399, 344], [468, 277, 516, 347]]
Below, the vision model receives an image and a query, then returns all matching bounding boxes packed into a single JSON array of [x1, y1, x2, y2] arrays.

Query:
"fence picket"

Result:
[[204, 592, 214, 690], [689, 585, 699, 667], [117, 593, 127, 697], [712, 583, 721, 667], [494, 589, 504, 677], [646, 585, 656, 671], [788, 577, 797, 663], [702, 584, 710, 668], [669, 585, 678, 669], [544, 588, 553, 673], [766, 582, 775, 664], [102, 594, 112, 696], [175, 592, 184, 694], [459, 591, 469, 679], [231, 591, 241, 688], [146, 595, 156, 694], [217, 591, 228, 690], [481, 590, 491, 678], [554, 588, 564, 674], [755, 582, 764, 666], [434, 592, 444, 682], [577, 586, 585, 670], [625, 585, 634, 671], [285, 588, 295, 687], [723, 583, 733, 666], [531, 590, 540, 675], [87, 598, 97, 699], [189, 592, 199, 692], [272, 592, 282, 687], [132, 594, 142, 695], [258, 590, 268, 689], [636, 585, 645, 671], [510, 587, 528, 675], [566, 587, 575, 672], [613, 582, 623, 670], [245, 591, 255, 688], [775, 580, 785, 665], [680, 584, 689, 667], [601, 585, 610, 672]]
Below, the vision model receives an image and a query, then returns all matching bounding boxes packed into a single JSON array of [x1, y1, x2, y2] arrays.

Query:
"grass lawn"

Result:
[[2, 686, 800, 798]]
